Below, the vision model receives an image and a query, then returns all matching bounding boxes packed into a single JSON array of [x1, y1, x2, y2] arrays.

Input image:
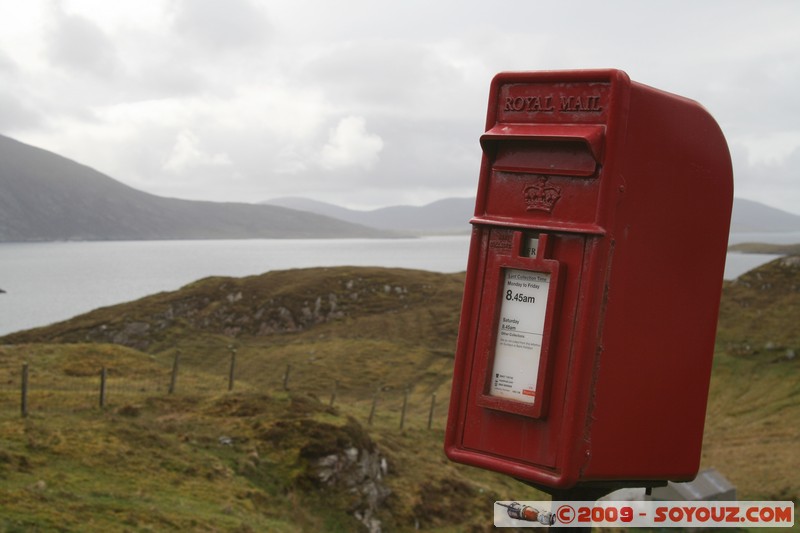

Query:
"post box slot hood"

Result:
[[480, 124, 605, 177]]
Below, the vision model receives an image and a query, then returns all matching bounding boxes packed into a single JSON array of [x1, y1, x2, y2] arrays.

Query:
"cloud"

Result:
[[0, 51, 43, 130], [0, 89, 43, 130], [297, 39, 480, 121], [728, 138, 800, 218], [319, 116, 384, 171], [45, 4, 119, 77], [169, 0, 271, 51], [2, 0, 800, 213], [0, 49, 16, 72], [738, 131, 800, 167], [163, 129, 233, 173]]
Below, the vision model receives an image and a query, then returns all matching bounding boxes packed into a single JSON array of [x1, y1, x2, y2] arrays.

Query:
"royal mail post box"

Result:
[[444, 69, 733, 491]]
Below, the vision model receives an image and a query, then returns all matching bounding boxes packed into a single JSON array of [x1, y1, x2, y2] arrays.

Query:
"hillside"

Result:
[[703, 256, 800, 501], [1, 267, 542, 531], [264, 197, 474, 235], [730, 198, 800, 232], [266, 195, 800, 237], [728, 242, 800, 255], [4, 130, 798, 241], [716, 256, 800, 350], [0, 134, 390, 241], [1, 262, 799, 530]]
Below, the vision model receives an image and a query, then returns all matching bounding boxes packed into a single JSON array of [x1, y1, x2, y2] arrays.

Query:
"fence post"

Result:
[[399, 388, 409, 430], [283, 363, 291, 391], [329, 380, 338, 407], [428, 392, 436, 430], [368, 392, 378, 426], [99, 367, 108, 408], [169, 351, 180, 395], [21, 362, 29, 418], [228, 347, 237, 392]]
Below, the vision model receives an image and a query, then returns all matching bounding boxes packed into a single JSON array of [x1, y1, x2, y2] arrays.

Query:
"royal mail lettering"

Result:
[[504, 96, 555, 113], [503, 93, 603, 114], [559, 95, 602, 112]]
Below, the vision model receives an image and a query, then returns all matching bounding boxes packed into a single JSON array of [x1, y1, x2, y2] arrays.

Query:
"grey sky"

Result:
[[1, 0, 798, 213]]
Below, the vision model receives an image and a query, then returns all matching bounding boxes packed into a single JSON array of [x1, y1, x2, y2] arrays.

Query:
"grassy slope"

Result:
[[1, 261, 799, 530], [0, 268, 544, 532], [0, 346, 535, 532], [703, 256, 800, 503]]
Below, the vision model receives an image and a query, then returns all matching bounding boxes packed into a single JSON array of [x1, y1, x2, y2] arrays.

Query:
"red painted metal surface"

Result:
[[444, 69, 733, 491]]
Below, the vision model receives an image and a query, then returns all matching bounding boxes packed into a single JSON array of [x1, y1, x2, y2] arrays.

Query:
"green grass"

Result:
[[1, 263, 798, 531], [701, 256, 800, 526]]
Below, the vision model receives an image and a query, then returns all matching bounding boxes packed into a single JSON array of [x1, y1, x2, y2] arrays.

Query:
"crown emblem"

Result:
[[523, 176, 561, 213]]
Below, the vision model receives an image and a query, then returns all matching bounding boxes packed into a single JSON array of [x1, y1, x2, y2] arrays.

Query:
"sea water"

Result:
[[0, 233, 796, 336], [0, 237, 469, 336]]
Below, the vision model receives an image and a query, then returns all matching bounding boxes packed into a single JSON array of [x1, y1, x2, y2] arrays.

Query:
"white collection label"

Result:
[[490, 268, 551, 404]]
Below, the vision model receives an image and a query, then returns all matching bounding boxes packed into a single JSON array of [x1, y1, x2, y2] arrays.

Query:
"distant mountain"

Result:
[[0, 134, 390, 242], [263, 196, 474, 234], [5, 129, 796, 242], [265, 196, 800, 236], [729, 198, 800, 232]]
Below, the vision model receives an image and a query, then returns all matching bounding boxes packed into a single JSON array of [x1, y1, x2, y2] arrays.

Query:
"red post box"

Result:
[[444, 69, 733, 492]]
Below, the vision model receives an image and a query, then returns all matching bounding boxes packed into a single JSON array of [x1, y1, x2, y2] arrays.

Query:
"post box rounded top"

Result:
[[490, 68, 632, 87]]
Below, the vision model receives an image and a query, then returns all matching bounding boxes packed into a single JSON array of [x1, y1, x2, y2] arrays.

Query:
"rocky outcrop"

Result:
[[78, 274, 414, 349], [315, 445, 390, 533], [0, 266, 461, 355], [259, 408, 391, 533]]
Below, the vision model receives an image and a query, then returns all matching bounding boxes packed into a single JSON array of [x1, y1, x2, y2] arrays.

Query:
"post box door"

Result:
[[457, 226, 589, 471]]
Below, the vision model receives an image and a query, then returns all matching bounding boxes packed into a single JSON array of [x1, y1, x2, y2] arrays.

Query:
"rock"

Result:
[[780, 256, 800, 268], [314, 445, 390, 533], [226, 291, 243, 303], [276, 417, 392, 533]]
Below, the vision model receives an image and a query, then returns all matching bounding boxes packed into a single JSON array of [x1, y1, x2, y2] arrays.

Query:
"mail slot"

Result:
[[444, 69, 733, 491]]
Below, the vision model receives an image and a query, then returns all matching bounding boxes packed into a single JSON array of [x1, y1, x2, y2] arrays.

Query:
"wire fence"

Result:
[[0, 350, 447, 432]]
